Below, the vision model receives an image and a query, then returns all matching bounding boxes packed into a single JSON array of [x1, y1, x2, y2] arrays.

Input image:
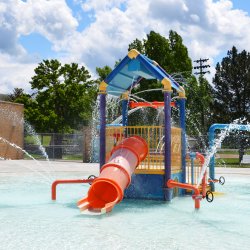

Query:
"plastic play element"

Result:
[[205, 191, 214, 202], [167, 152, 206, 209], [219, 176, 225, 185], [98, 49, 187, 200], [196, 152, 207, 199], [167, 179, 202, 209], [77, 136, 148, 214], [87, 175, 97, 185], [51, 178, 95, 200], [129, 101, 176, 109], [100, 49, 183, 97], [208, 176, 225, 185]]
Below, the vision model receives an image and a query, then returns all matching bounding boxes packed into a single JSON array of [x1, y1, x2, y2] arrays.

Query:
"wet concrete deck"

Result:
[[0, 160, 250, 177], [0, 160, 99, 177]]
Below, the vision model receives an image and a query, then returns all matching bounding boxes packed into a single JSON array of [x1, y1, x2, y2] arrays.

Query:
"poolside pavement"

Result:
[[0, 160, 99, 177], [0, 160, 250, 177]]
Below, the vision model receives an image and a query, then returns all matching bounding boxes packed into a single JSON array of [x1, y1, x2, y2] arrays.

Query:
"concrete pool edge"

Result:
[[1, 160, 250, 177]]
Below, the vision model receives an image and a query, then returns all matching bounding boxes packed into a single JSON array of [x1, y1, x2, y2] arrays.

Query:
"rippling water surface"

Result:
[[0, 174, 249, 250]]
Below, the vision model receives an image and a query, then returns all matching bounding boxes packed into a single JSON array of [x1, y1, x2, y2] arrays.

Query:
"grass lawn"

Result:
[[24, 153, 83, 161], [62, 155, 83, 161], [25, 135, 51, 146], [216, 158, 250, 168]]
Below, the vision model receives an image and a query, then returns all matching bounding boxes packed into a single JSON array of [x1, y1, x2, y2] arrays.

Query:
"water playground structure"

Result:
[[52, 49, 226, 214]]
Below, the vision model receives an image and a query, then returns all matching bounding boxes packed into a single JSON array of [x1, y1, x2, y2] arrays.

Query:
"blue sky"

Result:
[[1, 0, 250, 93], [232, 0, 250, 14]]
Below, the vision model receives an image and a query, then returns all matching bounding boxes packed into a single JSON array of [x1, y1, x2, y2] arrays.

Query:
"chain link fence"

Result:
[[24, 127, 92, 162], [23, 128, 249, 164]]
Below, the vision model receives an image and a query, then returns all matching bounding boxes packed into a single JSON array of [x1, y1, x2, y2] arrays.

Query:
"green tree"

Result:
[[9, 60, 97, 159], [128, 30, 214, 136], [211, 46, 250, 160], [185, 76, 213, 135], [27, 59, 96, 133], [96, 65, 112, 82], [128, 30, 192, 102], [8, 88, 26, 102], [211, 46, 250, 122]]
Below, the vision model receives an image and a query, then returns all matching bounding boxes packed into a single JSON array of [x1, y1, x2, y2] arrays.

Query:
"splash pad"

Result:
[[52, 49, 228, 214]]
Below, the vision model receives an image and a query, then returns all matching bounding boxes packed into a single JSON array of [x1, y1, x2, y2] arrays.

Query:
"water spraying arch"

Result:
[[209, 123, 250, 190]]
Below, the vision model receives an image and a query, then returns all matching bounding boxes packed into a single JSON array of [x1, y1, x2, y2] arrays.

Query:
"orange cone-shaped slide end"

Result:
[[77, 177, 123, 214], [77, 136, 148, 214]]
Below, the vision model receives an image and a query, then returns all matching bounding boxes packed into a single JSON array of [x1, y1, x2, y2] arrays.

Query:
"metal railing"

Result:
[[105, 126, 182, 174], [186, 158, 205, 185]]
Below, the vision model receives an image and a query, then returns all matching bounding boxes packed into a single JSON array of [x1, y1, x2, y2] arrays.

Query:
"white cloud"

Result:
[[15, 0, 78, 41], [0, 0, 78, 93], [1, 0, 250, 94], [81, 0, 126, 12], [0, 53, 37, 93]]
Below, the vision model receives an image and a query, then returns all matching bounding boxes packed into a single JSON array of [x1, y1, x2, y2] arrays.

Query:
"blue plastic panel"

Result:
[[105, 53, 184, 97]]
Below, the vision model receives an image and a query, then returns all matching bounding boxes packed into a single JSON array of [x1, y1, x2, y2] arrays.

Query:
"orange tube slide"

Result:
[[77, 136, 148, 214]]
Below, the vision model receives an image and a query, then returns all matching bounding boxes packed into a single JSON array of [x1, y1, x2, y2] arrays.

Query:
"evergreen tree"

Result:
[[211, 46, 250, 122], [8, 88, 25, 102], [211, 46, 250, 160]]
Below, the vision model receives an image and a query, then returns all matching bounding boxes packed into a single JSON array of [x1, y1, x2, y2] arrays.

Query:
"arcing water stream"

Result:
[[196, 119, 250, 187], [0, 136, 53, 183]]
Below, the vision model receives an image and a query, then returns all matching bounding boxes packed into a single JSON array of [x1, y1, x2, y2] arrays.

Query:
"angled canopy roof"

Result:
[[103, 49, 184, 97]]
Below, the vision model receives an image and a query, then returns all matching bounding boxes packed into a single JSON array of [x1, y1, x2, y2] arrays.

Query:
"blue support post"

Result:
[[99, 83, 107, 169], [122, 93, 129, 127], [164, 91, 172, 201], [122, 91, 129, 138], [179, 97, 186, 183], [122, 99, 128, 126]]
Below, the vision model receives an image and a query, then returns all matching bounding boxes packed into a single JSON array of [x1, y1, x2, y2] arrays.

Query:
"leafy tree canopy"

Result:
[[128, 30, 193, 102], [96, 65, 112, 82], [13, 59, 97, 133], [185, 76, 213, 135]]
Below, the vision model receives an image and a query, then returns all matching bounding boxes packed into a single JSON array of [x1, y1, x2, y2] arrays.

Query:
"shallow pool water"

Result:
[[0, 173, 250, 250]]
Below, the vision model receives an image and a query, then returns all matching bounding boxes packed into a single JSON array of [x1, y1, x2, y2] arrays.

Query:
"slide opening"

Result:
[[88, 181, 121, 209]]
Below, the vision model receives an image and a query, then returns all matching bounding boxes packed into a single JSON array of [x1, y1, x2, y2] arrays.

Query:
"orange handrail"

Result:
[[51, 179, 94, 200], [167, 179, 202, 209]]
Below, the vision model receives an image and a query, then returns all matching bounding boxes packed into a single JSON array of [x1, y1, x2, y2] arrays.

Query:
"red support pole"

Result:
[[167, 179, 202, 209], [196, 152, 207, 198], [51, 179, 94, 200]]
